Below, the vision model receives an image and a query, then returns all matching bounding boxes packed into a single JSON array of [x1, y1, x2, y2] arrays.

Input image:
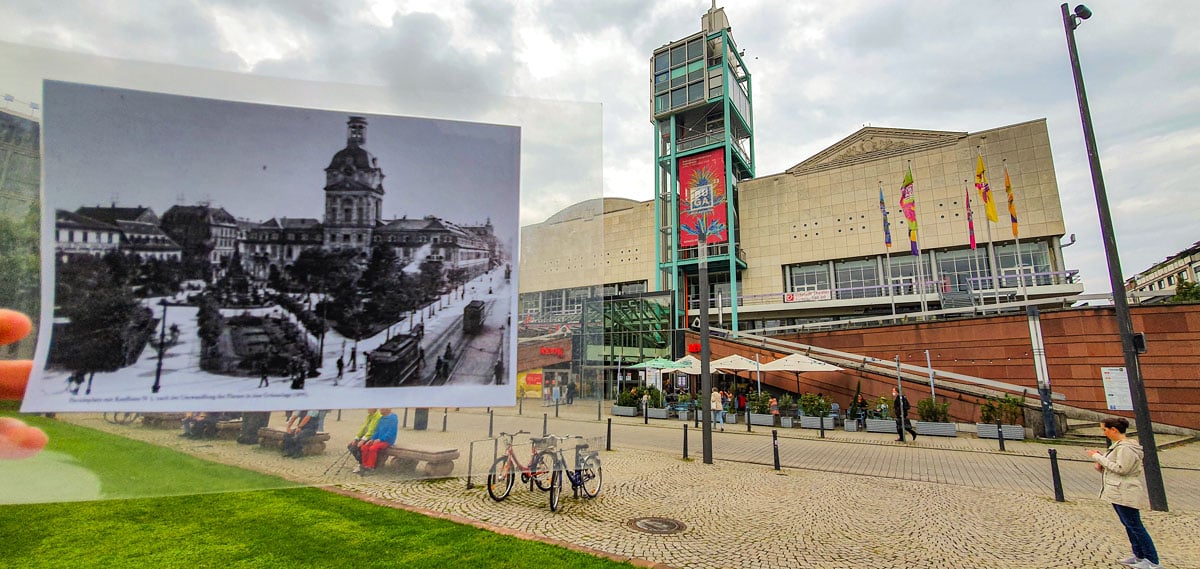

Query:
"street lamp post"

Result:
[[698, 227, 713, 465], [1061, 3, 1167, 511], [151, 300, 168, 394]]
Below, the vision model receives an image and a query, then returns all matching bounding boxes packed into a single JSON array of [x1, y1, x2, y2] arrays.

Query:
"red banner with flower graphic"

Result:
[[678, 149, 728, 248]]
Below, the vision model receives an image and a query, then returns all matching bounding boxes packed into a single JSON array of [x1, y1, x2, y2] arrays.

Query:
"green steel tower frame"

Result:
[[652, 5, 755, 337]]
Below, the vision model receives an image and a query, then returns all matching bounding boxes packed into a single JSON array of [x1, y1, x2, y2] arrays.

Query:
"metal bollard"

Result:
[[819, 415, 825, 439], [597, 398, 602, 421], [996, 420, 1006, 452], [606, 418, 612, 451], [543, 413, 548, 436], [644, 402, 649, 425], [694, 406, 699, 429], [488, 409, 494, 438], [466, 440, 476, 489], [555, 398, 560, 418], [683, 424, 689, 459], [1049, 449, 1065, 502], [772, 429, 780, 470], [442, 408, 447, 432], [519, 395, 523, 415], [746, 409, 752, 433], [403, 408, 409, 429]]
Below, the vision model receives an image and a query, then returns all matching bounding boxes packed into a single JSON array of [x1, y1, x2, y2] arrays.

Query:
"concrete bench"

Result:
[[381, 446, 460, 477], [256, 427, 331, 456], [215, 420, 243, 440], [141, 413, 187, 429]]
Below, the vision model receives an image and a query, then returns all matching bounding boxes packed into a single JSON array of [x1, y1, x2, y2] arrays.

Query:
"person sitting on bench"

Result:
[[282, 409, 326, 458], [358, 408, 397, 476], [348, 408, 381, 473]]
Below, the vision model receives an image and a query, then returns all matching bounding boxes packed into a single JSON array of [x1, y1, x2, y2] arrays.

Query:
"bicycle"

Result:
[[486, 430, 554, 501], [103, 412, 141, 425], [538, 435, 602, 512]]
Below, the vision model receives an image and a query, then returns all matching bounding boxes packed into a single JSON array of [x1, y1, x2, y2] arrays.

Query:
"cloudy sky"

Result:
[[2, 0, 1198, 294]]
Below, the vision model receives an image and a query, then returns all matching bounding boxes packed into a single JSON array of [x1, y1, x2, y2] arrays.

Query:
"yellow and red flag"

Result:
[[975, 154, 998, 223]]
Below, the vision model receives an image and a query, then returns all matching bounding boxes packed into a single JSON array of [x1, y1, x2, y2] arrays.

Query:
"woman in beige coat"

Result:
[[1087, 417, 1160, 569]]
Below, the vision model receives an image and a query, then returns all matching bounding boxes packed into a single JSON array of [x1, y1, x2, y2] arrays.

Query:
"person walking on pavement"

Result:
[[349, 346, 357, 371], [1088, 417, 1161, 569], [257, 360, 269, 388], [893, 387, 917, 441], [710, 387, 725, 431], [336, 356, 344, 380]]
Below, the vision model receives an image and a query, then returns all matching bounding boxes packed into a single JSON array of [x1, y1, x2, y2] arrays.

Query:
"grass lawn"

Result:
[[0, 408, 633, 569]]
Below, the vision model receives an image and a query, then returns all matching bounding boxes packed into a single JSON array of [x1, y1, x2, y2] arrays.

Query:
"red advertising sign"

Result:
[[539, 346, 564, 357], [525, 373, 543, 386], [679, 148, 728, 248]]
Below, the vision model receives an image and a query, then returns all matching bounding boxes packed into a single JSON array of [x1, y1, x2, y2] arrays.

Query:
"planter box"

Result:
[[779, 416, 795, 428], [749, 413, 776, 427], [677, 410, 691, 421], [611, 405, 639, 417], [977, 423, 1025, 440], [646, 407, 670, 419], [865, 418, 897, 433], [844, 419, 861, 432], [725, 413, 738, 424], [800, 416, 835, 430], [914, 421, 958, 437]]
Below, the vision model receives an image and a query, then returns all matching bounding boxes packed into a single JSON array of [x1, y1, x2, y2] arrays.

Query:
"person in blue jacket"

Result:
[[358, 408, 397, 475]]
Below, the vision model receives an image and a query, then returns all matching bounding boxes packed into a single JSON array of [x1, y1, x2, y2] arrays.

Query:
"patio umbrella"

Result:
[[709, 354, 761, 371], [672, 355, 703, 375], [760, 353, 843, 398], [628, 357, 688, 370]]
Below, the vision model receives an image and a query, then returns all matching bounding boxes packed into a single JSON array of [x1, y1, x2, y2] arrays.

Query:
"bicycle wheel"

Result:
[[530, 451, 555, 491], [548, 469, 563, 512], [486, 457, 515, 502], [579, 455, 602, 498]]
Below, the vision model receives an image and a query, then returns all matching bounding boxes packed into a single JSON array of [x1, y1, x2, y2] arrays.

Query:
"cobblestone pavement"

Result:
[[51, 406, 1200, 569]]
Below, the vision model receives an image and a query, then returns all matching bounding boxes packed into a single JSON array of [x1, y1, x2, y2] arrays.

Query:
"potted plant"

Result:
[[748, 392, 776, 426], [611, 388, 640, 417], [914, 397, 957, 437], [778, 394, 797, 428], [646, 386, 670, 419], [676, 393, 693, 421], [864, 395, 897, 433], [724, 399, 738, 424], [976, 395, 1026, 440], [798, 393, 834, 429]]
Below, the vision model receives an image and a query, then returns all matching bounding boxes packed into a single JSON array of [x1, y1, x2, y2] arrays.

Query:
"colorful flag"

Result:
[[965, 185, 976, 250], [975, 154, 998, 223], [898, 166, 918, 256], [879, 184, 892, 249], [1004, 165, 1019, 237]]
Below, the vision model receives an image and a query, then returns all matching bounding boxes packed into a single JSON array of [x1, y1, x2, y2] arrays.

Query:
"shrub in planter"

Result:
[[616, 389, 638, 407], [798, 393, 831, 418], [916, 398, 950, 423]]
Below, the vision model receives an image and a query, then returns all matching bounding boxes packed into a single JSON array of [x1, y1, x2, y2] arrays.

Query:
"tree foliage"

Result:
[[1171, 277, 1200, 303]]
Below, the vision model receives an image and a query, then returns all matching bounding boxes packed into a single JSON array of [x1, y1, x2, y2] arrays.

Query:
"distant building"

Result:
[[54, 209, 121, 260], [161, 204, 239, 276], [75, 205, 181, 262], [1125, 240, 1200, 300], [0, 109, 39, 217], [323, 116, 384, 254]]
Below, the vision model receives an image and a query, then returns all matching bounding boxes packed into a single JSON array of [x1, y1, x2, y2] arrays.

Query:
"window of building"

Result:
[[935, 249, 985, 292], [994, 242, 1052, 286], [834, 259, 880, 299], [785, 263, 830, 292], [886, 255, 932, 294]]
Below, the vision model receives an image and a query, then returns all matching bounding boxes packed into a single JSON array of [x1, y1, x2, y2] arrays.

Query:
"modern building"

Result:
[[0, 109, 39, 217], [1125, 239, 1200, 300], [516, 6, 1084, 399]]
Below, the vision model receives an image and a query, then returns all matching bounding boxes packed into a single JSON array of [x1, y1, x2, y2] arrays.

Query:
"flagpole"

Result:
[[910, 160, 928, 316], [978, 146, 1002, 307], [965, 179, 982, 306], [1005, 160, 1029, 304], [880, 181, 896, 317]]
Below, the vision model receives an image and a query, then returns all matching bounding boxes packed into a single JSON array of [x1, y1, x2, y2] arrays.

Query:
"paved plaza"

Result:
[[36, 404, 1200, 568]]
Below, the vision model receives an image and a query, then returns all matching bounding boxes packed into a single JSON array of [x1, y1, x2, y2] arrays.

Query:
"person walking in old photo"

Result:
[[1088, 417, 1161, 569]]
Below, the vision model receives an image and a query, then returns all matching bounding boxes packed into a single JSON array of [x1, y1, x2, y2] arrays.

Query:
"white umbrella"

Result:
[[759, 353, 843, 373], [710, 354, 761, 371], [760, 353, 843, 398], [673, 355, 703, 375]]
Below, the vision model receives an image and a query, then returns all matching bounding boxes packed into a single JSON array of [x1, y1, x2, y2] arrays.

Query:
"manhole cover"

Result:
[[626, 517, 687, 535]]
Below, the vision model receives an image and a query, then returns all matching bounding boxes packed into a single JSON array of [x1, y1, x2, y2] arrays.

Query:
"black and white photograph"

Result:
[[25, 80, 521, 412]]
